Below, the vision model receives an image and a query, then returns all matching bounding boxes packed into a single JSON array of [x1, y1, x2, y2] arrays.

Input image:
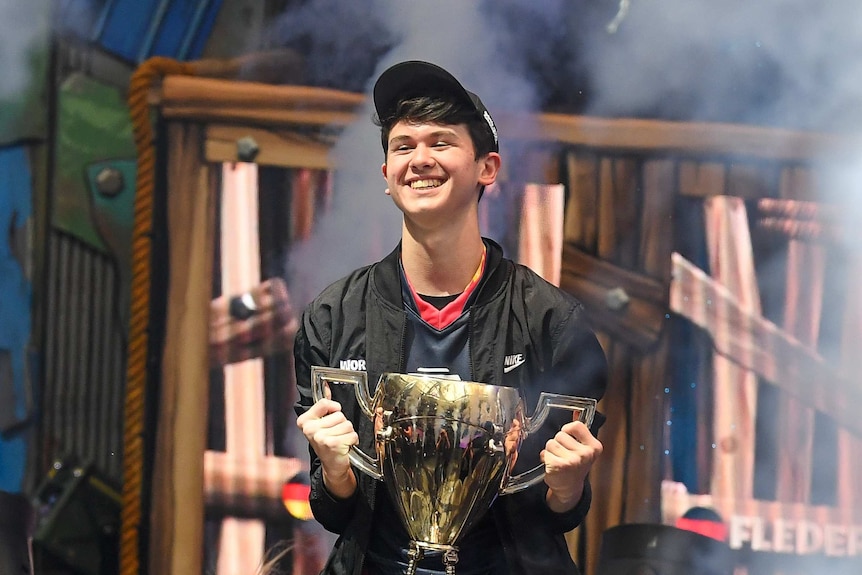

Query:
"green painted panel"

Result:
[[53, 73, 136, 254]]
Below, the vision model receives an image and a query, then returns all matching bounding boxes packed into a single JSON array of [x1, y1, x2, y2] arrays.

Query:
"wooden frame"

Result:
[[135, 72, 860, 575]]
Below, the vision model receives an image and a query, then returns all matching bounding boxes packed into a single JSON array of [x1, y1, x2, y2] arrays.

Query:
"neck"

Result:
[[400, 222, 485, 296]]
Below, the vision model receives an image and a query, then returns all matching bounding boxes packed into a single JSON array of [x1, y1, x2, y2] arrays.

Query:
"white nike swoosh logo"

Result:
[[503, 359, 525, 373]]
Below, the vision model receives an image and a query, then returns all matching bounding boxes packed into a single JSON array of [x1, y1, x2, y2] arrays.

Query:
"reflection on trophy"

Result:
[[311, 367, 597, 575]]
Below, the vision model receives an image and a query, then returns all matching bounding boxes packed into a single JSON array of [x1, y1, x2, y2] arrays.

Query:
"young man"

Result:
[[294, 60, 608, 575]]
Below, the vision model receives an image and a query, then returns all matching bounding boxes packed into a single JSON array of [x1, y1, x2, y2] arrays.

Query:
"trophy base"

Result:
[[407, 541, 459, 575]]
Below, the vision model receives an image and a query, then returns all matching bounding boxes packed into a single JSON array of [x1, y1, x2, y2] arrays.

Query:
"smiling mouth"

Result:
[[409, 178, 446, 190]]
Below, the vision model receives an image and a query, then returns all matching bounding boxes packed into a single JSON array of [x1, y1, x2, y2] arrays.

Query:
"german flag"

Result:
[[282, 472, 313, 521]]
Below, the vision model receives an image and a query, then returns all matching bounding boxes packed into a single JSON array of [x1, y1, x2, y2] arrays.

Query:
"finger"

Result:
[[544, 436, 585, 460], [324, 381, 332, 401], [296, 399, 343, 428], [301, 411, 352, 439], [317, 417, 355, 436], [313, 430, 359, 453], [560, 421, 602, 448]]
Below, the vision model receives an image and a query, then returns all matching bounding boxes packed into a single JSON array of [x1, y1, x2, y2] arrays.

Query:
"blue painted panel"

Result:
[[95, 0, 223, 63], [97, 0, 161, 62], [150, 0, 221, 60], [0, 145, 33, 493], [183, 0, 222, 59]]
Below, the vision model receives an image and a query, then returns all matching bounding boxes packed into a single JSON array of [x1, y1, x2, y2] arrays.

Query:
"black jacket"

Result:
[[294, 239, 608, 575]]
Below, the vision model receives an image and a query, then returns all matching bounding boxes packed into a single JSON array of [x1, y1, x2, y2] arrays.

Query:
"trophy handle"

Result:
[[500, 392, 597, 495], [310, 366, 383, 481]]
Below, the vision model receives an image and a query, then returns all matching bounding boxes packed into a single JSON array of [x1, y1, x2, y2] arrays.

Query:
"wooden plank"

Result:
[[163, 105, 357, 128], [162, 75, 365, 110], [669, 252, 862, 436], [580, 335, 631, 572], [837, 254, 862, 520], [639, 159, 675, 281], [563, 151, 598, 250], [775, 239, 822, 503], [597, 157, 639, 267], [559, 244, 666, 350], [726, 162, 778, 201], [205, 125, 333, 169], [662, 480, 862, 536], [497, 112, 859, 162], [626, 156, 674, 533], [757, 197, 844, 244], [203, 451, 302, 517], [775, 171, 823, 504], [218, 162, 266, 575], [518, 183, 564, 286], [705, 196, 760, 504], [156, 75, 858, 162], [150, 123, 214, 575], [678, 161, 726, 198], [581, 157, 647, 572]]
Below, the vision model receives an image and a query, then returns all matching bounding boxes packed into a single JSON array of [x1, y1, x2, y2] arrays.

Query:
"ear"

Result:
[[477, 152, 501, 187], [381, 163, 391, 194]]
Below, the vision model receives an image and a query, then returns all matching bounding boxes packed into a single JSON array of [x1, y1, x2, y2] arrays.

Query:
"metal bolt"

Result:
[[236, 136, 260, 162], [95, 167, 124, 197], [605, 286, 630, 311]]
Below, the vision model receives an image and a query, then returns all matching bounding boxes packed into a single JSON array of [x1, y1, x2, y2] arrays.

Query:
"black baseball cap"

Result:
[[372, 60, 499, 152]]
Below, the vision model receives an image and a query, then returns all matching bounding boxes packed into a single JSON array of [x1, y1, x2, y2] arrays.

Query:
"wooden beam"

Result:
[[496, 112, 861, 162], [203, 451, 302, 519], [704, 195, 761, 502], [154, 75, 858, 162], [162, 75, 364, 110], [559, 243, 666, 350], [150, 124, 215, 575], [669, 252, 862, 436], [205, 125, 333, 169], [164, 106, 357, 128], [662, 480, 862, 534]]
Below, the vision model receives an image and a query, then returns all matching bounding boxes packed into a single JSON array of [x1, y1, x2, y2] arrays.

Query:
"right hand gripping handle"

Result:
[[310, 366, 383, 480]]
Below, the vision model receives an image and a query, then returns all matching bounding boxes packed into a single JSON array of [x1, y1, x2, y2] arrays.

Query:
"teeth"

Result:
[[410, 179, 443, 189]]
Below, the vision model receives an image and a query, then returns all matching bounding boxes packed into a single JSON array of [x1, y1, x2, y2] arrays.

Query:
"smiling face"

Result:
[[381, 120, 500, 230]]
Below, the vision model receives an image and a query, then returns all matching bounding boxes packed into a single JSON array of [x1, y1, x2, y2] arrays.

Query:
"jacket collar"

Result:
[[373, 237, 509, 307]]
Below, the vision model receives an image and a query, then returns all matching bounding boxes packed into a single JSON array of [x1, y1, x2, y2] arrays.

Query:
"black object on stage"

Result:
[[596, 523, 733, 575], [0, 490, 33, 574], [30, 460, 120, 575]]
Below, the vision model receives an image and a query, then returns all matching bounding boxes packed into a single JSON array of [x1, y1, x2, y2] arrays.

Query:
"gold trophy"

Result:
[[311, 367, 596, 575]]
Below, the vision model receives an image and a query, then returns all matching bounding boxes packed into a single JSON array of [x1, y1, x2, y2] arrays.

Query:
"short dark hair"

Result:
[[374, 93, 498, 160]]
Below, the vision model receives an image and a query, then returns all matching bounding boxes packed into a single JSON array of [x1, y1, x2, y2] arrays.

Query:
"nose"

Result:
[[409, 143, 434, 170]]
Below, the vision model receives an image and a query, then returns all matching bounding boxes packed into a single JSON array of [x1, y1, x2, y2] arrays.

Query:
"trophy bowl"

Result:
[[311, 367, 596, 575]]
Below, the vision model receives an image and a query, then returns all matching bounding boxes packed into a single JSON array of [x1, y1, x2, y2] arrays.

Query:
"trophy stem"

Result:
[[405, 542, 460, 575], [443, 548, 459, 575], [405, 543, 424, 575]]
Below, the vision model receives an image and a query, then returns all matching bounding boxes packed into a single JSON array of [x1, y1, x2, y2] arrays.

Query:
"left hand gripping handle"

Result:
[[500, 393, 597, 495]]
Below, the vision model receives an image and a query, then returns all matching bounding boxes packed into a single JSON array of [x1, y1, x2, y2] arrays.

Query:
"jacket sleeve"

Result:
[[515, 298, 608, 534], [293, 305, 360, 533]]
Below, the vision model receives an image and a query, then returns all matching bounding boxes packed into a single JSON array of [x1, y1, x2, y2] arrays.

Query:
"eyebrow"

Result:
[[388, 129, 461, 147]]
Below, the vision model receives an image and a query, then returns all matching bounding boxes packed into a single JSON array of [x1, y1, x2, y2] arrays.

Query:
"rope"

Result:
[[121, 56, 195, 575]]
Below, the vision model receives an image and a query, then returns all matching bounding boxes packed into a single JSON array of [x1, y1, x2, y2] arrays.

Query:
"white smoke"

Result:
[[283, 0, 539, 306], [273, 2, 862, 572], [0, 0, 50, 100], [580, 0, 862, 132]]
